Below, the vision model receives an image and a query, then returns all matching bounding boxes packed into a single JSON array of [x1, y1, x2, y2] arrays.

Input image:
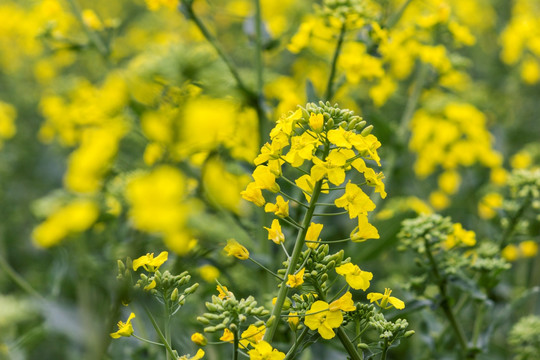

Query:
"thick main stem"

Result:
[[263, 178, 325, 342]]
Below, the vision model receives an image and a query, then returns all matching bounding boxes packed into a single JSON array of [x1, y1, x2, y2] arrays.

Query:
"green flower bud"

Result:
[[266, 315, 276, 328], [171, 288, 179, 302], [185, 283, 199, 295], [404, 330, 415, 337], [357, 343, 370, 350], [204, 326, 216, 333], [361, 125, 373, 136], [197, 316, 210, 325]]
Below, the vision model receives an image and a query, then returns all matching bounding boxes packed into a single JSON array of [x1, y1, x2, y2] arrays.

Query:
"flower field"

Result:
[[1, 0, 540, 359]]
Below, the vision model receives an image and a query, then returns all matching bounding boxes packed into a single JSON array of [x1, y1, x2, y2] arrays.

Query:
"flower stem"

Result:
[[263, 147, 329, 342], [133, 334, 165, 347], [424, 239, 470, 356], [248, 257, 284, 281], [284, 327, 309, 360], [324, 21, 347, 101], [233, 328, 239, 360], [144, 305, 177, 360]]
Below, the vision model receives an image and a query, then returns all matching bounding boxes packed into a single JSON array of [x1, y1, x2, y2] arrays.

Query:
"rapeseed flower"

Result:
[[241, 182, 266, 207], [224, 239, 249, 260], [264, 219, 285, 245], [367, 288, 405, 310], [191, 332, 207, 346], [335, 182, 376, 218], [110, 312, 136, 339], [350, 215, 379, 242], [305, 223, 323, 249], [247, 340, 285, 360], [132, 251, 168, 271], [304, 301, 343, 339], [264, 196, 289, 218], [253, 165, 280, 193], [286, 268, 305, 288], [335, 263, 373, 291], [329, 291, 356, 312], [240, 325, 265, 348]]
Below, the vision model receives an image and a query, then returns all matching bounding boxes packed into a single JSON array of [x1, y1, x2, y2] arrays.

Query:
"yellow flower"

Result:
[[191, 332, 207, 346], [110, 312, 136, 339], [295, 174, 329, 202], [264, 219, 285, 244], [253, 165, 280, 193], [286, 268, 305, 288], [429, 190, 450, 210], [311, 150, 348, 186], [309, 112, 324, 133], [241, 182, 266, 207], [199, 265, 220, 282], [501, 244, 519, 262], [520, 241, 538, 258], [270, 108, 302, 139], [305, 222, 323, 249], [352, 158, 387, 198], [304, 301, 343, 339], [247, 340, 285, 360], [178, 349, 205, 360], [350, 214, 379, 242], [335, 263, 373, 291], [288, 312, 299, 330], [334, 182, 376, 218], [132, 251, 168, 271], [438, 170, 461, 195], [224, 239, 250, 260], [264, 196, 289, 218], [510, 151, 532, 169], [82, 9, 103, 31], [444, 223, 476, 249], [144, 280, 156, 291], [217, 285, 231, 299], [220, 328, 234, 343], [367, 288, 405, 310], [240, 324, 266, 348], [329, 291, 356, 312], [478, 192, 503, 219]]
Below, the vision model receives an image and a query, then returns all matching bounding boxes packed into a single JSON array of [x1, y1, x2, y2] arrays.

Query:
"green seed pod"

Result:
[[361, 125, 373, 136], [404, 330, 415, 338], [357, 343, 370, 350]]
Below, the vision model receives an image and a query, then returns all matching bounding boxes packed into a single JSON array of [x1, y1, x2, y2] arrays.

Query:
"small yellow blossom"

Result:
[[178, 349, 205, 360], [220, 328, 234, 343], [335, 263, 373, 291], [335, 182, 376, 218], [350, 214, 379, 242], [478, 192, 503, 219], [132, 251, 168, 271], [429, 190, 450, 210], [309, 112, 324, 133], [329, 291, 356, 312], [311, 150, 348, 186], [224, 239, 249, 260], [520, 241, 538, 258], [217, 285, 231, 299], [286, 268, 305, 288], [241, 182, 266, 207], [445, 223, 476, 249], [199, 265, 220, 282], [264, 219, 285, 244], [240, 325, 266, 348], [367, 288, 405, 310], [264, 196, 289, 217], [144, 280, 156, 291], [502, 244, 519, 262], [247, 340, 285, 360], [304, 301, 343, 339], [490, 167, 508, 185], [295, 174, 329, 202], [82, 9, 103, 31], [110, 312, 136, 339], [253, 165, 280, 193], [191, 332, 207, 346], [438, 170, 461, 195], [510, 151, 532, 169], [352, 158, 387, 198], [288, 312, 299, 330], [305, 222, 323, 249]]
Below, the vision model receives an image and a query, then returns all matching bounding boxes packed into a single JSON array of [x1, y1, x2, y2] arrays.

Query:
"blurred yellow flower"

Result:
[[224, 239, 249, 260], [199, 265, 220, 282], [520, 241, 538, 258], [191, 332, 207, 346]]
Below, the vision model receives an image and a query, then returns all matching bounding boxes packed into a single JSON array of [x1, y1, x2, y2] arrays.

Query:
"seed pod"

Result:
[[358, 343, 370, 350]]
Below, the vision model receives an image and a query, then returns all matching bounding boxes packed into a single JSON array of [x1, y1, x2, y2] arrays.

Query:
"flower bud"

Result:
[[404, 330, 415, 338], [197, 316, 210, 325], [361, 125, 373, 136], [171, 288, 179, 302]]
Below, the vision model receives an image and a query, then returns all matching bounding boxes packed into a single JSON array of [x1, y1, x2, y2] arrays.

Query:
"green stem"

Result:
[[500, 196, 531, 250], [472, 302, 484, 348], [144, 306, 177, 360], [133, 334, 166, 347], [324, 21, 347, 101], [424, 239, 470, 355], [263, 146, 330, 342], [183, 3, 252, 98], [233, 328, 239, 360], [253, 0, 269, 143], [336, 327, 363, 360], [284, 327, 310, 360], [0, 254, 44, 301], [248, 257, 284, 281], [164, 300, 172, 360], [66, 0, 109, 56], [380, 338, 389, 360]]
